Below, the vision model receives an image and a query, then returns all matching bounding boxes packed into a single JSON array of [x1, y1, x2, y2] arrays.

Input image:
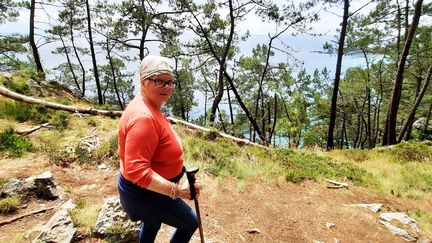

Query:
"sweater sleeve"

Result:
[[123, 114, 159, 188]]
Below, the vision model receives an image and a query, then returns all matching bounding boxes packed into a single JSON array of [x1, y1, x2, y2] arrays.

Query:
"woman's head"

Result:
[[139, 55, 175, 108]]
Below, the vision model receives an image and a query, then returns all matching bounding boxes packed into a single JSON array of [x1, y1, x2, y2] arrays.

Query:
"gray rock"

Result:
[[379, 212, 420, 242], [1, 171, 60, 201], [1, 179, 33, 199], [27, 79, 44, 96], [34, 199, 76, 243], [353, 203, 383, 213], [326, 222, 336, 229], [380, 212, 419, 232], [27, 171, 60, 200], [94, 197, 141, 241], [379, 220, 417, 242]]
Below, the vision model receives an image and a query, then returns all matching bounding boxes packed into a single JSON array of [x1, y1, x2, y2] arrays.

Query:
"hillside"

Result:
[[0, 77, 432, 242]]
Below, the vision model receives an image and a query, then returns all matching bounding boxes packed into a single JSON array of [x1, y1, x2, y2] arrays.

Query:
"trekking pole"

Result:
[[186, 167, 204, 243]]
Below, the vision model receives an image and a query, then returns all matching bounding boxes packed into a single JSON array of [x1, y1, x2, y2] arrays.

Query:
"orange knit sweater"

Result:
[[118, 96, 184, 188]]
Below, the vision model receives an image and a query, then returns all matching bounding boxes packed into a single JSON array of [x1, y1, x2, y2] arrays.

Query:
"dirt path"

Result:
[[1, 159, 431, 242]]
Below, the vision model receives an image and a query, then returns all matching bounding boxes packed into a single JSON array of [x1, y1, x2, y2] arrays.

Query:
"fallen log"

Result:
[[1, 86, 266, 148], [0, 86, 123, 118]]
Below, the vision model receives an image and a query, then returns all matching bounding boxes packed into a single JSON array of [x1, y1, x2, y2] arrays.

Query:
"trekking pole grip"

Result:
[[186, 167, 199, 200]]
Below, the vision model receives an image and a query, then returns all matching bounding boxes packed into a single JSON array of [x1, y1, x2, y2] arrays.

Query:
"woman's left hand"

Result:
[[178, 180, 201, 199]]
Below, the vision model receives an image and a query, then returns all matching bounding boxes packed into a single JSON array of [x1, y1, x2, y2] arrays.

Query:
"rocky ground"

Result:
[[1, 155, 431, 242]]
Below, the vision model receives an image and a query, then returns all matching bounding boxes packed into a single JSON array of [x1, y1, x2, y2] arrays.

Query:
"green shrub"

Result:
[[94, 134, 119, 166], [50, 113, 69, 130], [47, 80, 72, 93], [87, 117, 100, 127], [57, 98, 72, 105], [390, 141, 432, 163], [74, 146, 93, 165], [105, 222, 132, 241], [0, 196, 21, 214], [0, 128, 34, 157], [275, 148, 376, 186], [0, 99, 32, 122], [48, 148, 76, 167], [2, 76, 29, 94], [0, 100, 67, 127]]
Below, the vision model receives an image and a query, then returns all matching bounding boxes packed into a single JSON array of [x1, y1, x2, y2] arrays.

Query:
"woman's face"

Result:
[[141, 72, 175, 108]]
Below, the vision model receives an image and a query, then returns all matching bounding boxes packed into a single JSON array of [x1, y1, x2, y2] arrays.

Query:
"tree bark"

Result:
[[106, 41, 124, 110], [361, 48, 372, 149], [209, 0, 235, 125], [383, 0, 422, 145], [224, 72, 266, 144], [397, 65, 432, 142], [59, 33, 80, 93], [85, 0, 103, 105], [226, 80, 234, 125], [69, 21, 86, 97], [327, 0, 349, 150], [29, 0, 44, 79]]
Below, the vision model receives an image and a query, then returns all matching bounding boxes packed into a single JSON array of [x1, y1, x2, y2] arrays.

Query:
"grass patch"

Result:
[[183, 137, 243, 178], [45, 133, 118, 167], [182, 134, 375, 187], [387, 141, 432, 163], [342, 149, 370, 162], [0, 99, 70, 129], [105, 221, 133, 242], [0, 128, 34, 157], [410, 210, 432, 234], [334, 144, 432, 200], [69, 198, 101, 235], [1, 74, 30, 94], [396, 164, 432, 199], [275, 149, 376, 186], [0, 196, 21, 214]]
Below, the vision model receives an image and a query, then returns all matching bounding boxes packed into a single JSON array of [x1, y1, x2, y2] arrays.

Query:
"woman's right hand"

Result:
[[178, 180, 200, 200]]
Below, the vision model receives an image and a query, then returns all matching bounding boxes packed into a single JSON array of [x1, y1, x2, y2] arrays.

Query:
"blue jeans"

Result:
[[117, 172, 198, 243]]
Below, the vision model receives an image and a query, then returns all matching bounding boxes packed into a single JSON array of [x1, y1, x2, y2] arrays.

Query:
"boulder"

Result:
[[34, 199, 76, 243], [94, 197, 141, 241], [1, 171, 60, 201]]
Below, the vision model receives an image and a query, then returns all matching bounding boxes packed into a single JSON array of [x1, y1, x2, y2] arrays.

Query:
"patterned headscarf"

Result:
[[139, 55, 173, 80]]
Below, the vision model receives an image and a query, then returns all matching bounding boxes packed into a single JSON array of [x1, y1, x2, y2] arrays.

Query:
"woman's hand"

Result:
[[178, 180, 200, 199]]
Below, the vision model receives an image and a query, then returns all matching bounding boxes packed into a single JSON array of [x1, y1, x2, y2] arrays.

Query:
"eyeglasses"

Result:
[[147, 78, 177, 88]]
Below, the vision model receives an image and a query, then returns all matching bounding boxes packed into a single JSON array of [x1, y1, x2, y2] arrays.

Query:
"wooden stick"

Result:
[[0, 205, 57, 226], [324, 178, 349, 189], [15, 123, 53, 136]]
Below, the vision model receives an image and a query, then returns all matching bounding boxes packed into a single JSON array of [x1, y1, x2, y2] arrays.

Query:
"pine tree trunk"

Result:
[[59, 34, 80, 92], [384, 0, 422, 145], [327, 0, 349, 150], [69, 23, 86, 97], [397, 65, 432, 142], [29, 0, 44, 79], [85, 0, 103, 105]]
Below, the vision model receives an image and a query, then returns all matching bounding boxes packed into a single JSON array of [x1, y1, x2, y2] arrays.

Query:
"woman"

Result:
[[117, 55, 200, 243]]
